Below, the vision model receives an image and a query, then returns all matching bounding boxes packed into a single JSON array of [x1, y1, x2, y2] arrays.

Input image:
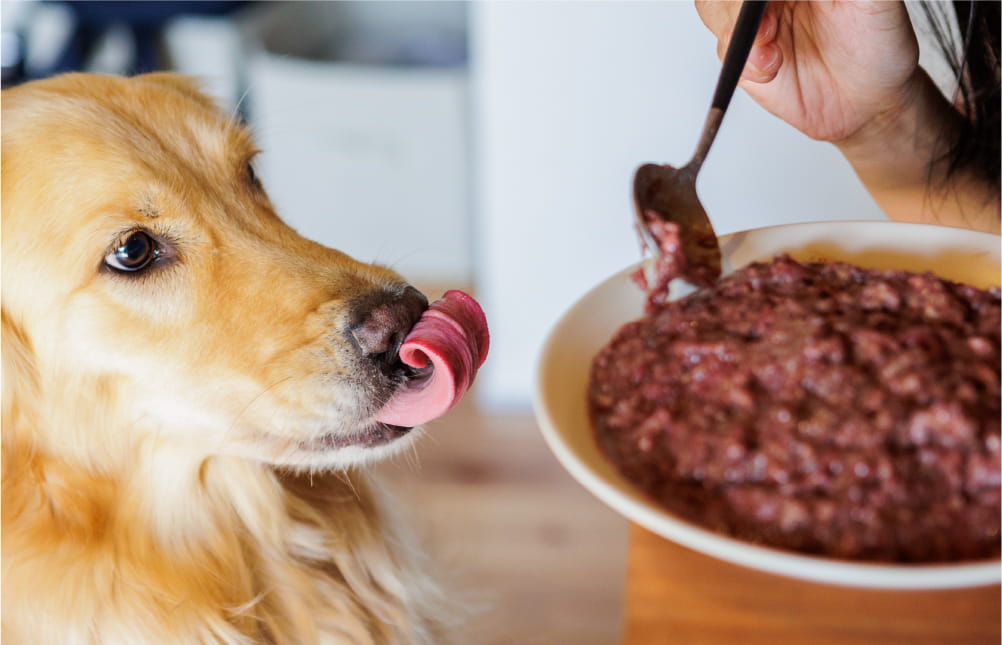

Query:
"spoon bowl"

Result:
[[633, 1, 766, 290]]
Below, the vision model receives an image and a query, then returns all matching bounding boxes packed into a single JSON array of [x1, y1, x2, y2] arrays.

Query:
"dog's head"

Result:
[[2, 73, 436, 470]]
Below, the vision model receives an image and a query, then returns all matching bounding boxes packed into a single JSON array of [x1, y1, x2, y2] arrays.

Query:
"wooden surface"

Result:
[[623, 524, 1001, 645]]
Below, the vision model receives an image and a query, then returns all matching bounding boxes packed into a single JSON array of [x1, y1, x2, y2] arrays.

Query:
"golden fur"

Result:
[[2, 73, 453, 644]]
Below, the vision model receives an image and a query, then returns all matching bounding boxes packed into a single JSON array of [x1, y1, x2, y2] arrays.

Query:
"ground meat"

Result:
[[588, 255, 1002, 562]]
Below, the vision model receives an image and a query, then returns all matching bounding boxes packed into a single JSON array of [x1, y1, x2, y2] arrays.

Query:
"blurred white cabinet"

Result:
[[248, 57, 470, 283], [242, 2, 471, 285]]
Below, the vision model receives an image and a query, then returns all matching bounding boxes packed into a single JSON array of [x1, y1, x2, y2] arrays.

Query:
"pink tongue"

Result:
[[375, 290, 490, 427]]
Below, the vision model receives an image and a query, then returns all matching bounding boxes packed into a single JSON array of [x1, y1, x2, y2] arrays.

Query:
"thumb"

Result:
[[698, 0, 782, 83]]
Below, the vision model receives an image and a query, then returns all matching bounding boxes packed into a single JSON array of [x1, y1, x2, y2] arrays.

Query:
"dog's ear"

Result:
[[2, 308, 40, 441]]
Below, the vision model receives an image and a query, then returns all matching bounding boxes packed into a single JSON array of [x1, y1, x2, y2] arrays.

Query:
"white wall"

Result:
[[470, 1, 885, 412], [248, 56, 471, 284]]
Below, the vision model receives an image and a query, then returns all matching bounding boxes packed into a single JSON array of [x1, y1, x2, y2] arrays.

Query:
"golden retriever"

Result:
[[2, 73, 468, 644]]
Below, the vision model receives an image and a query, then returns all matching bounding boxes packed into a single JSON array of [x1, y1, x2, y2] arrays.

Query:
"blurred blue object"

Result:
[[49, 1, 247, 77], [1, 30, 26, 86]]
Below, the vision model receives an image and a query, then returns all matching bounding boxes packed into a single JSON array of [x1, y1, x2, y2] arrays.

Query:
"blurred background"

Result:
[[1, 2, 963, 642]]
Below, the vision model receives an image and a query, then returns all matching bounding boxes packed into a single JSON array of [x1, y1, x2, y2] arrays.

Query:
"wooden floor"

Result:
[[376, 391, 628, 645]]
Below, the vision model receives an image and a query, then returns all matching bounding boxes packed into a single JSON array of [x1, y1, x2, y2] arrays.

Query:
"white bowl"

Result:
[[534, 220, 1001, 590]]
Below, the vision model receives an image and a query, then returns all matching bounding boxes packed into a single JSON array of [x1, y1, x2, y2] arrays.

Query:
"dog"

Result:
[[2, 72, 464, 644]]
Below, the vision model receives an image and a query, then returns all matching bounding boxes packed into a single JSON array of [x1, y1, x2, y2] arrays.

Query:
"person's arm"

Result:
[[696, 0, 1000, 234], [835, 68, 1000, 234]]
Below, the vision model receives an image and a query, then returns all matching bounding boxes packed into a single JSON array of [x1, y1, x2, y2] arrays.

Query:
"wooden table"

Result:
[[622, 524, 1001, 645]]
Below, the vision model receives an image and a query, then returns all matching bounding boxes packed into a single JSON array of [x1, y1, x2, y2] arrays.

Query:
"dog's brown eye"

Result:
[[105, 231, 159, 272]]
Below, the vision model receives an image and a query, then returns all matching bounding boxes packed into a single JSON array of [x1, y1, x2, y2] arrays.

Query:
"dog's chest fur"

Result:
[[2, 450, 447, 645]]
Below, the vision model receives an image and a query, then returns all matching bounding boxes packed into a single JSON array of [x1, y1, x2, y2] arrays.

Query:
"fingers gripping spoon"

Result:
[[634, 1, 767, 291]]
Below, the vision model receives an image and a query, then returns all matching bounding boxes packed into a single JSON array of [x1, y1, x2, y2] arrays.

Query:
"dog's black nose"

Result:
[[349, 286, 428, 367]]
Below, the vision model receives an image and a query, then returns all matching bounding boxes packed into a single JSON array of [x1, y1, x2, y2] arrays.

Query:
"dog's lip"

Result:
[[295, 366, 433, 454], [303, 423, 413, 451]]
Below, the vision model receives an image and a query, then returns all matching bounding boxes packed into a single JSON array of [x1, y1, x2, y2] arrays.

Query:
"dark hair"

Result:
[[923, 1, 1000, 193]]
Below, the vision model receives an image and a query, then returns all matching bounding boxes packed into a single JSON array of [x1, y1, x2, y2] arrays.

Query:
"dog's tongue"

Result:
[[375, 290, 489, 428]]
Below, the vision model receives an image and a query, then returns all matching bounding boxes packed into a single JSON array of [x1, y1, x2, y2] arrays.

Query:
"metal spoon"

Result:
[[634, 0, 767, 289]]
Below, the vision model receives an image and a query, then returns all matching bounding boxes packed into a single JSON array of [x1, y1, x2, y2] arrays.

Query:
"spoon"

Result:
[[633, 0, 768, 290]]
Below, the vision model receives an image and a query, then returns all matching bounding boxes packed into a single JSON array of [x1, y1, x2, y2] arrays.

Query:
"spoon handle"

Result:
[[688, 0, 767, 172], [711, 0, 768, 112]]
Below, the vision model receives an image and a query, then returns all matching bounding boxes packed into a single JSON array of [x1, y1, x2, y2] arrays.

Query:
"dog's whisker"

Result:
[[368, 248, 420, 277], [334, 469, 362, 502], [230, 80, 256, 126], [404, 443, 423, 474]]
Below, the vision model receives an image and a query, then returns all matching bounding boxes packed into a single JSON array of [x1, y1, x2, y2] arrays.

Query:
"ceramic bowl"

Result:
[[534, 220, 1001, 589]]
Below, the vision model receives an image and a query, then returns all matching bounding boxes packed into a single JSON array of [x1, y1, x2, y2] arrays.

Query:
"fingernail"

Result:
[[746, 44, 780, 79]]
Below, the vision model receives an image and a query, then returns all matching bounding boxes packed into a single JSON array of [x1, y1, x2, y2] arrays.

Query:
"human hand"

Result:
[[695, 1, 922, 145]]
